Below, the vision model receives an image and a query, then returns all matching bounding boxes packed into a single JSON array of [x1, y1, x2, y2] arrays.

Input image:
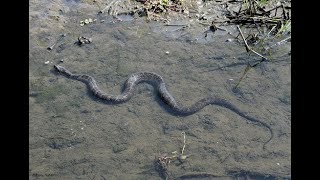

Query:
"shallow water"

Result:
[[29, 0, 291, 179]]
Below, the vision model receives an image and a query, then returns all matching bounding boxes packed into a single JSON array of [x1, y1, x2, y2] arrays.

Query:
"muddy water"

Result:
[[29, 0, 291, 179]]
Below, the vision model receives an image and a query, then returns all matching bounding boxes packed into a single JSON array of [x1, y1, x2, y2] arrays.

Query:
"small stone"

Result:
[[100, 20, 105, 23], [84, 19, 89, 24], [44, 61, 50, 64], [88, 18, 93, 23], [60, 59, 64, 62], [276, 163, 280, 166], [81, 109, 91, 113], [226, 38, 233, 42], [112, 144, 127, 153], [179, 155, 188, 160], [199, 15, 207, 20], [165, 51, 170, 54]]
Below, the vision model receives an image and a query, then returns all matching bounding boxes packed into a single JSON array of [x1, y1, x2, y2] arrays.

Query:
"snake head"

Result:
[[54, 65, 65, 72]]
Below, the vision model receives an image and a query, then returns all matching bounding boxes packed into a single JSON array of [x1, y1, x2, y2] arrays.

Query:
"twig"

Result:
[[252, 18, 262, 34], [237, 25, 268, 60], [266, 25, 277, 38], [265, 36, 291, 50], [275, 36, 291, 45], [236, 0, 243, 15], [234, 25, 269, 88], [198, 22, 228, 31], [265, 5, 283, 13], [47, 34, 66, 50], [181, 132, 186, 155], [234, 64, 251, 89]]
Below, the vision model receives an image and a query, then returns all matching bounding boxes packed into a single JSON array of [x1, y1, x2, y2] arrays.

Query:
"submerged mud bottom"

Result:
[[54, 65, 273, 149]]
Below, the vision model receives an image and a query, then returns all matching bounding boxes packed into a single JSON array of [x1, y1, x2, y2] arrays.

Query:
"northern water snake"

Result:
[[54, 65, 273, 149]]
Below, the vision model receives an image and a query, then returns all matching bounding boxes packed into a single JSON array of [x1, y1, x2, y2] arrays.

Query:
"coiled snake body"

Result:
[[54, 65, 273, 149]]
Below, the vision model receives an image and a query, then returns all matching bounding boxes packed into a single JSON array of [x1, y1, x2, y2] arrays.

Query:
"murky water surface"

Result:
[[30, 0, 291, 179]]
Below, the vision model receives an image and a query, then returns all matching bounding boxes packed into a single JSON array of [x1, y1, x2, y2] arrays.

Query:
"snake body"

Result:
[[54, 65, 273, 149]]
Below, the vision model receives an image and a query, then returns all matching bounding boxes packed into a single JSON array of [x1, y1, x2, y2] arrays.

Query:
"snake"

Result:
[[54, 65, 273, 149]]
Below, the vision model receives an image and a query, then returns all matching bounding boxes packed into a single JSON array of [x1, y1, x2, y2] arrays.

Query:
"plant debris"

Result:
[[47, 34, 66, 50], [154, 132, 190, 180], [76, 36, 92, 46], [99, 0, 190, 22], [80, 18, 96, 26]]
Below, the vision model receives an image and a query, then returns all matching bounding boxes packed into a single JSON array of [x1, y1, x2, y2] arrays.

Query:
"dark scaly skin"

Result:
[[54, 65, 273, 149]]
